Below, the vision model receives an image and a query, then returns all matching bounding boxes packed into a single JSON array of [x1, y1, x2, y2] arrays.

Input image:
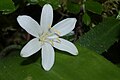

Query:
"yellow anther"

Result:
[[49, 40, 54, 46], [39, 32, 49, 44], [56, 38, 61, 43], [55, 30, 61, 35], [48, 24, 51, 29], [51, 28, 61, 35]]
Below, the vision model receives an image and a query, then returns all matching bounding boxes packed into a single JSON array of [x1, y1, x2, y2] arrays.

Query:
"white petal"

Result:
[[40, 4, 53, 32], [41, 43, 54, 71], [51, 18, 77, 36], [53, 38, 78, 55], [20, 38, 42, 57], [17, 15, 42, 38]]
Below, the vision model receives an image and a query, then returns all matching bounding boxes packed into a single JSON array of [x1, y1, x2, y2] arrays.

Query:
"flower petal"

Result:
[[41, 43, 54, 71], [53, 38, 78, 55], [20, 38, 42, 57], [17, 15, 42, 38], [51, 18, 77, 36], [40, 4, 53, 32]]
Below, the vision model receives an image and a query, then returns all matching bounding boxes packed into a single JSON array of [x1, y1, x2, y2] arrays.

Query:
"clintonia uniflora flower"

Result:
[[17, 4, 78, 71]]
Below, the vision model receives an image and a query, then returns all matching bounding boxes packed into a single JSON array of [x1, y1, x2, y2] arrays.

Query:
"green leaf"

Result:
[[28, 0, 60, 9], [85, 1, 103, 14], [0, 44, 120, 80], [79, 17, 120, 54], [82, 13, 91, 25], [0, 0, 15, 14], [27, 0, 39, 5], [67, 2, 81, 14]]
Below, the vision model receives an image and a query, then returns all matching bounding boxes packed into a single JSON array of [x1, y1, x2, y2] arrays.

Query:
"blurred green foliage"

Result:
[[82, 13, 91, 25], [27, 0, 60, 9], [84, 1, 103, 14], [0, 0, 16, 14], [0, 0, 120, 80]]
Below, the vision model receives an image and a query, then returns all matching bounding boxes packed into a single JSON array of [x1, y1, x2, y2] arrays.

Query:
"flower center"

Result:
[[39, 26, 61, 45], [39, 32, 49, 43]]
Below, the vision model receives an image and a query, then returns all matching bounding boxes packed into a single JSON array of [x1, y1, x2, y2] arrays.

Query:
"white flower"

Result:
[[17, 4, 78, 71]]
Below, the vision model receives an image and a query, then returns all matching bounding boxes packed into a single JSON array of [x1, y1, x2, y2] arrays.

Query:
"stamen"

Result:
[[51, 28, 61, 36], [56, 38, 61, 43], [39, 27, 61, 46], [49, 40, 54, 46], [39, 32, 49, 43], [48, 24, 51, 29], [55, 30, 61, 35]]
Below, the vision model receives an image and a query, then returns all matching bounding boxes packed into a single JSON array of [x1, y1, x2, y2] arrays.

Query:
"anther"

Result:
[[51, 28, 61, 36]]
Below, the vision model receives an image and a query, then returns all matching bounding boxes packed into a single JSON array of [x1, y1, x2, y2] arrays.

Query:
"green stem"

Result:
[[0, 45, 21, 58]]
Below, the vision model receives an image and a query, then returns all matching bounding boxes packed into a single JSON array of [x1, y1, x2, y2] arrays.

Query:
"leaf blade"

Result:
[[0, 0, 15, 14], [0, 45, 120, 80], [85, 1, 103, 14], [79, 17, 120, 54]]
